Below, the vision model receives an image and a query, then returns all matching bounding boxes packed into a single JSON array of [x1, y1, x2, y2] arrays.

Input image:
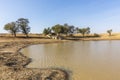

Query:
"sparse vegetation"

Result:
[[4, 22, 19, 37], [94, 33, 100, 37], [52, 24, 65, 35], [43, 24, 91, 39], [107, 29, 112, 36], [2, 20, 118, 40], [43, 27, 51, 35], [4, 18, 30, 38], [78, 27, 90, 37], [17, 18, 30, 37]]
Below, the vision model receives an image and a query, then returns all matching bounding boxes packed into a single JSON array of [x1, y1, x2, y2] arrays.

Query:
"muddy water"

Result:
[[21, 41, 120, 80]]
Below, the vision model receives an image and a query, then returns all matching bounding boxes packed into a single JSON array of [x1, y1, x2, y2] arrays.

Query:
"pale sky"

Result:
[[0, 0, 120, 33]]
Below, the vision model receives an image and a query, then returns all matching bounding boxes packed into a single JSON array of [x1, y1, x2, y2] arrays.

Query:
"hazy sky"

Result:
[[0, 0, 120, 33]]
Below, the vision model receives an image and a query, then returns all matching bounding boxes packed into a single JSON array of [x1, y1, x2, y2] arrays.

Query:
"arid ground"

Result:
[[0, 35, 68, 80]]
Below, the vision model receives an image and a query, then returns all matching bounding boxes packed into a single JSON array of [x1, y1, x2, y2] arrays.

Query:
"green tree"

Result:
[[52, 24, 64, 35], [75, 27, 79, 33], [78, 27, 90, 37], [17, 18, 30, 37], [107, 29, 112, 36], [43, 27, 51, 35], [63, 23, 75, 34], [4, 22, 19, 37], [52, 24, 74, 35]]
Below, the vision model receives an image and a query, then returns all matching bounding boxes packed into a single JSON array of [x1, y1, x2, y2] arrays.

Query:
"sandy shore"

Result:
[[0, 38, 69, 80]]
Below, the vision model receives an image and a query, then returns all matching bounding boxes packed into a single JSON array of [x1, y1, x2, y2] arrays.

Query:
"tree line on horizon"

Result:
[[3, 18, 113, 38], [43, 23, 90, 37], [43, 24, 113, 37]]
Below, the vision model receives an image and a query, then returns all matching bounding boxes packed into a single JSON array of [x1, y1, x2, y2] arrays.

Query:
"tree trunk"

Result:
[[14, 33, 16, 37], [25, 33, 29, 38], [83, 33, 85, 38], [12, 33, 16, 37], [109, 33, 111, 36]]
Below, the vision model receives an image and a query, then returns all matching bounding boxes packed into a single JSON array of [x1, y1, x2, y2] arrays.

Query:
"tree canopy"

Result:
[[52, 24, 65, 35], [51, 24, 76, 35], [78, 27, 90, 37], [4, 22, 19, 37], [17, 18, 30, 37], [43, 27, 51, 35], [43, 24, 91, 38], [4, 18, 30, 38], [107, 29, 112, 36]]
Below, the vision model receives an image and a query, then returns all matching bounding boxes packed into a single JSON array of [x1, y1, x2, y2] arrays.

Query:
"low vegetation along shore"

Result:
[[0, 33, 120, 80]]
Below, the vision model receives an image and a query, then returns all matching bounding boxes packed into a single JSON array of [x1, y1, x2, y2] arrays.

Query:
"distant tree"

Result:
[[50, 23, 75, 36], [17, 18, 30, 37], [94, 33, 100, 37], [107, 29, 112, 36], [43, 28, 48, 35], [68, 25, 75, 34], [63, 23, 75, 34], [52, 24, 64, 35], [74, 27, 79, 33], [63, 23, 69, 35], [78, 27, 90, 37], [43, 27, 51, 35], [4, 22, 19, 37]]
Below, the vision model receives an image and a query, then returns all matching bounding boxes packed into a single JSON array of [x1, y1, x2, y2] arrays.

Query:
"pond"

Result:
[[21, 41, 120, 80]]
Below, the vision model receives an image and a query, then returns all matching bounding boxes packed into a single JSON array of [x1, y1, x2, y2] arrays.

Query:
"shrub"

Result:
[[94, 33, 100, 37]]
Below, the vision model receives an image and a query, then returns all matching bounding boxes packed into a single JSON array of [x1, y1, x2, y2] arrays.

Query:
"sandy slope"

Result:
[[0, 38, 68, 80]]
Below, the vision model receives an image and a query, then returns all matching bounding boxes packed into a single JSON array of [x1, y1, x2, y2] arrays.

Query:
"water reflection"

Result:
[[21, 41, 120, 80]]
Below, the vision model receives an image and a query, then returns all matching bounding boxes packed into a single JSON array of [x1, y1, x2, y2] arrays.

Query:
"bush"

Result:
[[94, 33, 100, 37]]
